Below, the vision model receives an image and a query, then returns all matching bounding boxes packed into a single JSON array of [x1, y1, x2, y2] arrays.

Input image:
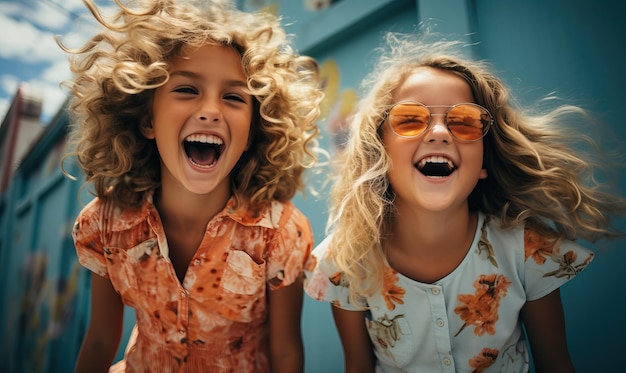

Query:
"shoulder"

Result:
[[523, 222, 594, 274], [258, 202, 312, 289], [497, 218, 595, 300], [228, 199, 311, 233], [474, 214, 525, 264], [310, 234, 333, 262], [478, 213, 594, 267], [73, 194, 153, 252], [268, 201, 313, 250], [76, 196, 148, 232], [306, 235, 339, 280], [269, 200, 310, 231], [304, 235, 363, 309]]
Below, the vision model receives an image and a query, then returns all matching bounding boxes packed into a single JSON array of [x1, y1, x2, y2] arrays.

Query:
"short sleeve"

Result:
[[265, 203, 313, 291], [72, 198, 108, 278], [303, 235, 359, 311], [523, 228, 594, 301]]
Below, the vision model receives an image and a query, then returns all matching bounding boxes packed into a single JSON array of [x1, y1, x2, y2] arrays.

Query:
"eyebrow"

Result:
[[169, 71, 248, 88]]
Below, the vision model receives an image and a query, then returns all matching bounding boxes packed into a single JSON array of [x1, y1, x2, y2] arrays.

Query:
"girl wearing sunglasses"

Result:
[[305, 32, 625, 372]]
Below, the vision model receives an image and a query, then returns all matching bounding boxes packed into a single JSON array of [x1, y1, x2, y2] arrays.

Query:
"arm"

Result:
[[332, 305, 375, 373], [268, 275, 305, 373], [521, 289, 575, 373], [75, 273, 124, 373]]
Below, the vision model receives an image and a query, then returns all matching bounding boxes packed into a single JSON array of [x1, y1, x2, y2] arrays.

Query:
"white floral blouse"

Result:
[[304, 212, 594, 372]]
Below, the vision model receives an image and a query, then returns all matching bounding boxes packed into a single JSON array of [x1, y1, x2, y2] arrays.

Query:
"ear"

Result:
[[140, 120, 155, 139], [479, 168, 488, 179]]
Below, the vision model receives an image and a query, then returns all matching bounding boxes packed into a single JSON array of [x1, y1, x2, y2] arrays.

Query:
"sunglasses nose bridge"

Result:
[[422, 112, 453, 142], [428, 113, 449, 132]]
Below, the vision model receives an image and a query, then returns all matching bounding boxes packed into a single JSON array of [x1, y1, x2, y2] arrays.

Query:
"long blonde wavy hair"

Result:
[[59, 0, 322, 209], [329, 32, 626, 304]]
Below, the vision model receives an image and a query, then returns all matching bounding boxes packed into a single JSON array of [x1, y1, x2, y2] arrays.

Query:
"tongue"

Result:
[[186, 142, 218, 166]]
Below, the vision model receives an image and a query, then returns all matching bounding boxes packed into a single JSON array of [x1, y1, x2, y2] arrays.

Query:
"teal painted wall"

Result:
[[471, 1, 626, 371], [0, 0, 623, 371]]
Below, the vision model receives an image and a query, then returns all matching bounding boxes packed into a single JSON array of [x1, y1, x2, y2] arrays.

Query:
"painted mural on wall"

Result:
[[239, 1, 354, 154], [17, 253, 48, 372], [242, 0, 342, 12], [318, 59, 357, 154], [13, 252, 81, 372], [304, 0, 342, 11]]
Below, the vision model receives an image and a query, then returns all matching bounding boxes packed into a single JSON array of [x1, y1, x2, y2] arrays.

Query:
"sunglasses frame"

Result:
[[383, 101, 493, 142]]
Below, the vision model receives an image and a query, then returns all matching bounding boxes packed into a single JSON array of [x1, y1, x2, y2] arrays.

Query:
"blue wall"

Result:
[[0, 0, 624, 372]]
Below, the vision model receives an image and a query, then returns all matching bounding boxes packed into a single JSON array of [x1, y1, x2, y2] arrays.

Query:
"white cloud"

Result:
[[40, 82, 69, 122], [0, 74, 20, 98], [42, 58, 72, 84], [23, 0, 72, 32], [0, 1, 23, 17], [41, 59, 73, 120], [0, 14, 42, 60], [0, 0, 130, 122], [0, 16, 67, 64], [0, 61, 69, 124]]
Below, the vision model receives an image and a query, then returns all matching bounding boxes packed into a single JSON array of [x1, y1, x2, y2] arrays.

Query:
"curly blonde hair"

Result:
[[59, 0, 322, 209], [329, 32, 626, 304]]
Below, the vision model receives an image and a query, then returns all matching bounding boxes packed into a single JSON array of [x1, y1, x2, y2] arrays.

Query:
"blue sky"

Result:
[[0, 0, 113, 123]]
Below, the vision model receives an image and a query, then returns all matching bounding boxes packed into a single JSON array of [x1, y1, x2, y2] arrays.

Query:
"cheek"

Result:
[[385, 138, 415, 168], [464, 144, 486, 177], [385, 148, 413, 189]]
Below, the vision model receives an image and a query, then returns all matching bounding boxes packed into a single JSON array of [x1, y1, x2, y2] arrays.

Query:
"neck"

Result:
[[154, 182, 231, 231], [384, 205, 479, 283], [389, 204, 477, 255]]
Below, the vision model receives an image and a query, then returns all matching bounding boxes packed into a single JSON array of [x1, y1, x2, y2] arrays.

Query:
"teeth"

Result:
[[184, 134, 223, 145], [417, 156, 454, 169]]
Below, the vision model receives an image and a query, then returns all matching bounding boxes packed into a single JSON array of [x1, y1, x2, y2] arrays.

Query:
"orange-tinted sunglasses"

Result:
[[383, 102, 493, 142]]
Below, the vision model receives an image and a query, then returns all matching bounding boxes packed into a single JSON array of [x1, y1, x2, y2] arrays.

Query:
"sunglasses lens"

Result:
[[388, 104, 430, 137], [447, 104, 490, 141], [387, 103, 491, 140]]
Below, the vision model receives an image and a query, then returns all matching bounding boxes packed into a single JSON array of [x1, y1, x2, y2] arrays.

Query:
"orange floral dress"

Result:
[[73, 192, 312, 372], [305, 213, 594, 373]]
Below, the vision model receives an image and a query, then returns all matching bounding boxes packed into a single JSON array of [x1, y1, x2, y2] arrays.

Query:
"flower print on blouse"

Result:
[[454, 273, 512, 338], [73, 191, 312, 373], [304, 212, 594, 373]]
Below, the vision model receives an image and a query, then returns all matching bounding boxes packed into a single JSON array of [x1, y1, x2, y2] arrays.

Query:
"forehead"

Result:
[[393, 67, 473, 106], [172, 43, 243, 69]]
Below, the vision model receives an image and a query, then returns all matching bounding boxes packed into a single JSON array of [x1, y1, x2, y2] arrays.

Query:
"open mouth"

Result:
[[183, 134, 223, 168], [416, 156, 456, 177]]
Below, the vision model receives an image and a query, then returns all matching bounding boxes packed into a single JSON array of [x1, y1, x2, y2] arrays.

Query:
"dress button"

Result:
[[431, 287, 441, 295], [443, 357, 452, 366], [436, 318, 445, 327]]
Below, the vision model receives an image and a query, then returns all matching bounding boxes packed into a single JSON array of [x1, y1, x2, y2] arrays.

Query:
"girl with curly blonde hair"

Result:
[[305, 32, 625, 372], [60, 0, 322, 371]]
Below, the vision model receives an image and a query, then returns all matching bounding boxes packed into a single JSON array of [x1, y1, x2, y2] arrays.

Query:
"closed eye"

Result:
[[173, 86, 198, 95], [224, 93, 247, 103]]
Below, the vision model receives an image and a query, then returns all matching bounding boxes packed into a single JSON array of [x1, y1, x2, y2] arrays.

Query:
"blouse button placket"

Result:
[[178, 288, 190, 339], [428, 284, 455, 372]]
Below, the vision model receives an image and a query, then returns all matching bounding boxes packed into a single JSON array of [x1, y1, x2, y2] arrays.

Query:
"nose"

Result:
[[196, 97, 222, 123], [423, 113, 451, 143]]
